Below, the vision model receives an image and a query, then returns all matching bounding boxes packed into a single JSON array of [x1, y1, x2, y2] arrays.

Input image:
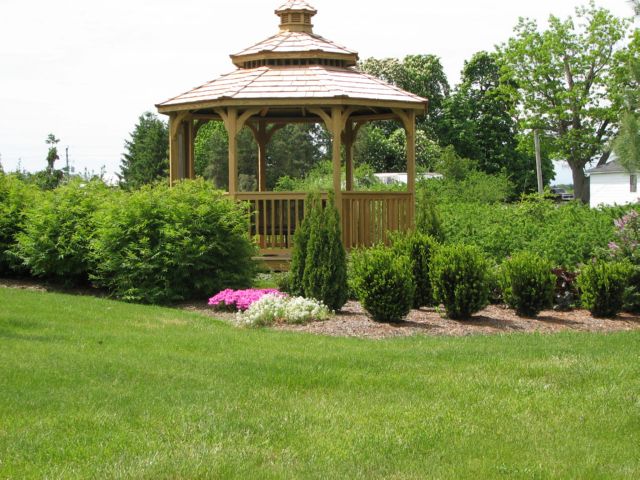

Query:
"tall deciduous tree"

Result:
[[359, 54, 450, 137], [357, 54, 449, 171], [118, 112, 169, 189], [442, 51, 553, 192], [615, 21, 640, 172], [500, 4, 635, 202]]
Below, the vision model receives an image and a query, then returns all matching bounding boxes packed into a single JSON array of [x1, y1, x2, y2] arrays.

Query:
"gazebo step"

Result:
[[253, 253, 291, 272]]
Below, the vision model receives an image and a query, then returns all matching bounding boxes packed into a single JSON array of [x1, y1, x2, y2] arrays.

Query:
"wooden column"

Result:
[[330, 107, 343, 221], [187, 120, 195, 179], [169, 114, 178, 185], [393, 109, 417, 227], [257, 125, 267, 192], [227, 108, 239, 196], [406, 111, 416, 225], [343, 121, 354, 192]]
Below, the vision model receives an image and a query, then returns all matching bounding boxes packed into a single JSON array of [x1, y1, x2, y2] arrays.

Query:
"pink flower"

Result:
[[208, 288, 284, 311]]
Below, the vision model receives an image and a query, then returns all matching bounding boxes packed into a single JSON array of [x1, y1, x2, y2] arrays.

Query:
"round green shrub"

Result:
[[499, 251, 555, 317], [350, 245, 414, 323], [577, 260, 630, 318], [14, 179, 108, 283], [430, 244, 490, 320], [0, 174, 36, 276], [91, 179, 257, 304], [391, 231, 438, 308]]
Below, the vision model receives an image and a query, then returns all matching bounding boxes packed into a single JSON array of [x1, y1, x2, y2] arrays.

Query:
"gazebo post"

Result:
[[169, 112, 190, 184], [393, 109, 417, 227], [406, 110, 416, 225], [257, 122, 267, 192], [168, 113, 178, 185], [343, 121, 354, 192], [330, 107, 343, 221], [226, 108, 239, 197], [187, 120, 195, 179]]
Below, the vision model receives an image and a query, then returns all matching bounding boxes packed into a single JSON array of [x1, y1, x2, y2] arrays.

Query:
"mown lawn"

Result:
[[1, 287, 639, 479]]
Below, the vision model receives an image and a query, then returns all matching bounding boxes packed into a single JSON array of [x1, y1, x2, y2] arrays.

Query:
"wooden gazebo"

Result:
[[156, 0, 427, 264]]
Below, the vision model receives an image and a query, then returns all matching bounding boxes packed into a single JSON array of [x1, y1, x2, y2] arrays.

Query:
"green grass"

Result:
[[1, 288, 639, 479]]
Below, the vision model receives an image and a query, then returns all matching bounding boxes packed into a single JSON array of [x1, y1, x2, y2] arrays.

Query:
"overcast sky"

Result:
[[0, 0, 636, 183]]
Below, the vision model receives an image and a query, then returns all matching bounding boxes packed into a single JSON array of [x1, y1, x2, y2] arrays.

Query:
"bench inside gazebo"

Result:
[[156, 0, 427, 266]]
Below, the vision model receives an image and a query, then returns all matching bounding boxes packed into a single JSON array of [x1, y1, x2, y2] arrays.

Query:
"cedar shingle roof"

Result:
[[275, 0, 317, 13], [232, 31, 356, 59], [156, 1, 427, 112], [158, 66, 426, 107]]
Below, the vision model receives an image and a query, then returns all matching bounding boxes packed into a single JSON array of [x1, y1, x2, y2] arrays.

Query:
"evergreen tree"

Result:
[[288, 194, 318, 297], [118, 112, 169, 189], [302, 193, 348, 311]]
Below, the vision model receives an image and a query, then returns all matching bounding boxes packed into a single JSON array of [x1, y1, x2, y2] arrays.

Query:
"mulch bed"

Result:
[[180, 299, 640, 340], [4, 278, 639, 340]]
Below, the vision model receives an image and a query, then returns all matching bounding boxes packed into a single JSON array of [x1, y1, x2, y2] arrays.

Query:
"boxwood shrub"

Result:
[[430, 244, 490, 320], [577, 260, 630, 318], [90, 180, 257, 304], [499, 251, 555, 317], [350, 245, 414, 323]]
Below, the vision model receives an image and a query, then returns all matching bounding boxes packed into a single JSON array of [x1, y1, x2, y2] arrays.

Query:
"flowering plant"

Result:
[[208, 288, 281, 311], [609, 210, 640, 261], [235, 293, 331, 327]]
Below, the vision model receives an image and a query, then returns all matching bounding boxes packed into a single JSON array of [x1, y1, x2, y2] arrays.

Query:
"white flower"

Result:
[[235, 294, 331, 327]]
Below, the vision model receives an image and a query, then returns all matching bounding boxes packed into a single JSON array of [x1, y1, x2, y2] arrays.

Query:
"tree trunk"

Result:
[[571, 166, 590, 204]]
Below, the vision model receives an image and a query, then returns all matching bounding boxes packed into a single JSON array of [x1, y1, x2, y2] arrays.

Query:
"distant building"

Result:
[[374, 172, 443, 185], [587, 159, 639, 208]]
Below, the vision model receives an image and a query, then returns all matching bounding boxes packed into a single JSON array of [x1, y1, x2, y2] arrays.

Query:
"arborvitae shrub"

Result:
[[302, 193, 348, 311], [391, 231, 438, 308], [0, 174, 36, 276], [91, 179, 256, 304], [350, 245, 414, 322], [289, 194, 318, 297], [14, 179, 108, 284], [430, 244, 490, 320], [499, 251, 555, 317], [577, 260, 630, 318]]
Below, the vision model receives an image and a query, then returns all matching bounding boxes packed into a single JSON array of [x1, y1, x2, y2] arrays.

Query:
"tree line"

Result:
[[118, 2, 639, 203]]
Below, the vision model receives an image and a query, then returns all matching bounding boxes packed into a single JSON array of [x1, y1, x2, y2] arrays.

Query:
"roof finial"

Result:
[[275, 0, 317, 34]]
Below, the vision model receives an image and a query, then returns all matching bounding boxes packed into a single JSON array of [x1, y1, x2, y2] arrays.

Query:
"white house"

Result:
[[587, 160, 639, 208]]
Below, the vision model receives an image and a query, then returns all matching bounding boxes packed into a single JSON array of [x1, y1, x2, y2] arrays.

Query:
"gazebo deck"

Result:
[[237, 190, 413, 254]]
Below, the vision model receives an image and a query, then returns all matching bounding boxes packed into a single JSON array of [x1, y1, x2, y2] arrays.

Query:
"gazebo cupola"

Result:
[[156, 0, 428, 259], [276, 0, 317, 33], [230, 1, 358, 69]]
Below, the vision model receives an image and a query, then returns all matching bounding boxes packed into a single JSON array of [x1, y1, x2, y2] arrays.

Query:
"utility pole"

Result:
[[65, 146, 69, 177], [534, 130, 543, 194]]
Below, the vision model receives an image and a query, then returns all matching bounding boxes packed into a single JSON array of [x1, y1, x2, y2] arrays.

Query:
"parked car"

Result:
[[550, 187, 574, 201]]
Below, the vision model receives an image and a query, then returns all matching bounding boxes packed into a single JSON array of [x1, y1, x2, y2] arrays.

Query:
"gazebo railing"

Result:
[[341, 191, 413, 249], [235, 191, 413, 254]]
